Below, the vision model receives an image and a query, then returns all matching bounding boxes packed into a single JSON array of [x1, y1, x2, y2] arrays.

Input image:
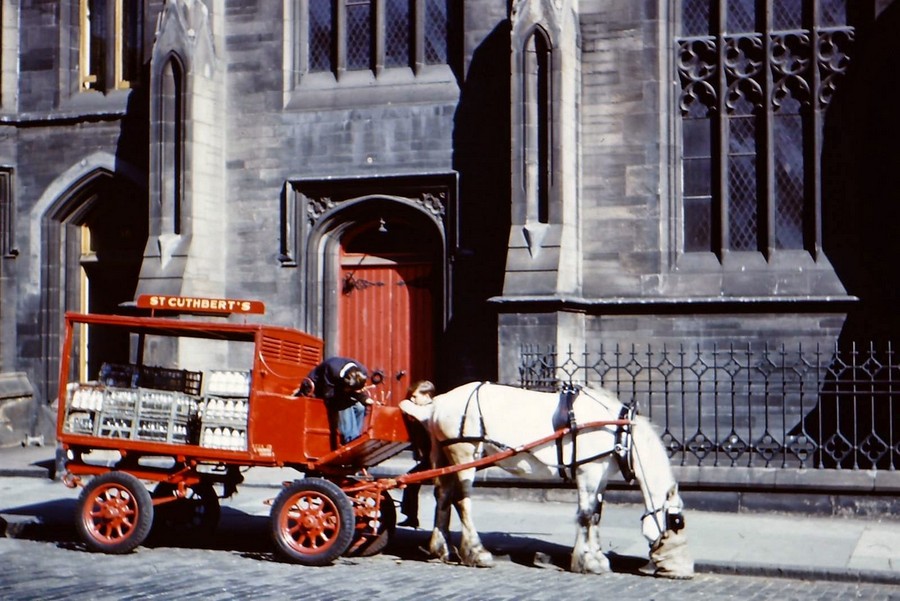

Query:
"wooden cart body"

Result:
[[57, 311, 410, 478], [56, 304, 412, 563]]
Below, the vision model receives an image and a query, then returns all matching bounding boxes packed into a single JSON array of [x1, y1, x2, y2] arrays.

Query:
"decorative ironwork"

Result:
[[341, 273, 384, 295], [520, 342, 899, 472]]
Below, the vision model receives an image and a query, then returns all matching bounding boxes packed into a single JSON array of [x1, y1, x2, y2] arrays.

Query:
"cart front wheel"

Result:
[[76, 472, 153, 554], [270, 478, 354, 566]]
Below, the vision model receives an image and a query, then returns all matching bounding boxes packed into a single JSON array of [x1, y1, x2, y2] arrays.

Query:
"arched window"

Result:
[[524, 29, 552, 225], [159, 58, 184, 235]]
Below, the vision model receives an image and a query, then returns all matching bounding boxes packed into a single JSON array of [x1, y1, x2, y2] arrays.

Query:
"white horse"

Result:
[[425, 382, 694, 578]]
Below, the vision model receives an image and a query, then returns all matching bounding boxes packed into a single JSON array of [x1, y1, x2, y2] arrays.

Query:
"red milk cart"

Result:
[[56, 295, 412, 565]]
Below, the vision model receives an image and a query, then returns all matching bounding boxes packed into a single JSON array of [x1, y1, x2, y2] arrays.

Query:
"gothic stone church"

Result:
[[0, 0, 897, 455]]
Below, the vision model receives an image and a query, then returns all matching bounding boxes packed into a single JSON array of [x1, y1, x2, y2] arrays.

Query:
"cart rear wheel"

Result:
[[346, 491, 396, 557], [151, 482, 220, 540], [270, 478, 354, 565], [76, 472, 153, 554]]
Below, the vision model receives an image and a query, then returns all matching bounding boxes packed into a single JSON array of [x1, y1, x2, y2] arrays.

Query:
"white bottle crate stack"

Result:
[[200, 371, 251, 450]]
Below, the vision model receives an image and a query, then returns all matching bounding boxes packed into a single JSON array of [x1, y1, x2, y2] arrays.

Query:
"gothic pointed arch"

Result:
[[33, 156, 146, 404]]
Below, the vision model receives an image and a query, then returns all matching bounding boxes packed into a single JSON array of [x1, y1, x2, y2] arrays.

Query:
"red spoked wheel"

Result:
[[270, 478, 354, 566], [345, 490, 396, 557], [76, 472, 153, 554]]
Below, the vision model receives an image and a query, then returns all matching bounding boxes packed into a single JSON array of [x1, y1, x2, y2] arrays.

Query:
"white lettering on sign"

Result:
[[138, 294, 264, 314]]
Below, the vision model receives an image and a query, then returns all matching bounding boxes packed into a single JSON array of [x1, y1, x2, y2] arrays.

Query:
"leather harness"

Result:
[[440, 382, 637, 483]]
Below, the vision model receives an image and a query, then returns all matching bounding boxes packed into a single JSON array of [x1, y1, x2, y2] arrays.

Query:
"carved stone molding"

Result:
[[305, 191, 445, 225]]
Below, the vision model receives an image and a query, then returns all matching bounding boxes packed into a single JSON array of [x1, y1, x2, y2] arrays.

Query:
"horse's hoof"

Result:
[[463, 549, 494, 568], [572, 553, 611, 575], [657, 571, 694, 580], [652, 566, 694, 580]]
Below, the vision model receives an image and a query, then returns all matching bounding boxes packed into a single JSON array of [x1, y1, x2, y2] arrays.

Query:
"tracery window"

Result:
[[301, 0, 450, 78], [676, 0, 855, 257], [80, 0, 143, 92]]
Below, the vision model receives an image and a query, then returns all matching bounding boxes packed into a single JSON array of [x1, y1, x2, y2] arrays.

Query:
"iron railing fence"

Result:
[[519, 342, 899, 471]]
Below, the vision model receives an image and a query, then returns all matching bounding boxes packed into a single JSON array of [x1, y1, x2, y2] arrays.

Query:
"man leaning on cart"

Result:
[[296, 357, 372, 444]]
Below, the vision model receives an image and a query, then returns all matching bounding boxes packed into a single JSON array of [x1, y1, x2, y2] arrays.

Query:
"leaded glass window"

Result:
[[424, 0, 449, 65], [385, 0, 410, 68], [309, 0, 334, 72], [301, 0, 451, 79], [676, 0, 855, 256], [346, 0, 372, 70]]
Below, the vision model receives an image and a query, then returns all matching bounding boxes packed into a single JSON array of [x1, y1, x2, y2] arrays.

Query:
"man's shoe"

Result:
[[398, 518, 419, 529]]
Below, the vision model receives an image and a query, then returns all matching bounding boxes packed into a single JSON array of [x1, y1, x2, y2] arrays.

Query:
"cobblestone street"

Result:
[[1, 514, 898, 601]]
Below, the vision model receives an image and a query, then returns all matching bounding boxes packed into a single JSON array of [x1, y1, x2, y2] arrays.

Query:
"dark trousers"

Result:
[[400, 460, 430, 520]]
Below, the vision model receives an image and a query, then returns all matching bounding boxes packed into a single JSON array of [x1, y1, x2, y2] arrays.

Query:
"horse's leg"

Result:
[[571, 463, 612, 574], [451, 465, 494, 568], [427, 472, 455, 562]]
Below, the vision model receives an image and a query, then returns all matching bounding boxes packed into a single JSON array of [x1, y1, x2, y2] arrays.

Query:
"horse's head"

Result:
[[640, 484, 686, 542], [642, 484, 693, 579]]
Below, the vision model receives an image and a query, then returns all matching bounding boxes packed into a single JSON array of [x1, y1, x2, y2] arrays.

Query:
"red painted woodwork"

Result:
[[339, 256, 434, 406], [57, 310, 410, 473]]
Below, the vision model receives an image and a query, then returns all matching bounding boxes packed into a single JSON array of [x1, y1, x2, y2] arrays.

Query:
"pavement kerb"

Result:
[[695, 561, 900, 586]]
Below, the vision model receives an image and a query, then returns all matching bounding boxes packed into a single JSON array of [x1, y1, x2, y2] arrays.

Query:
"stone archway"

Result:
[[305, 193, 446, 404], [38, 166, 147, 402]]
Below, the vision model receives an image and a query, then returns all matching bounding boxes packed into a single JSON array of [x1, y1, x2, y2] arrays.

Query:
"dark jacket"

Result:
[[306, 357, 368, 410]]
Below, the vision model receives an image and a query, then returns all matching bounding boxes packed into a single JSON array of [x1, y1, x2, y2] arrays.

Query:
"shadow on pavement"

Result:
[[2, 501, 650, 575], [385, 527, 651, 575]]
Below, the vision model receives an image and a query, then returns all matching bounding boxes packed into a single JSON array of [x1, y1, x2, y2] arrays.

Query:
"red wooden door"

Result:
[[339, 255, 434, 406]]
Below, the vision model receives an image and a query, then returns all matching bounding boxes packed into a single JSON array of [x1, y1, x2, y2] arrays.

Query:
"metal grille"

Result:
[[520, 343, 899, 472], [424, 0, 449, 64], [385, 0, 410, 68]]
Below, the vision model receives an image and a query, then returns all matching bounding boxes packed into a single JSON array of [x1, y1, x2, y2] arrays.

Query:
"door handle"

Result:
[[395, 370, 407, 381]]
